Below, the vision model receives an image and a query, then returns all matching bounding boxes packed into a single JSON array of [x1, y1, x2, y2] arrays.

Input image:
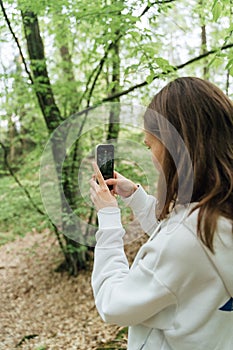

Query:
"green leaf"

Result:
[[146, 72, 155, 84], [154, 57, 175, 73], [228, 23, 233, 32], [227, 59, 233, 76], [124, 64, 139, 75], [226, 58, 233, 70], [212, 1, 223, 22], [229, 67, 233, 76], [155, 57, 169, 69]]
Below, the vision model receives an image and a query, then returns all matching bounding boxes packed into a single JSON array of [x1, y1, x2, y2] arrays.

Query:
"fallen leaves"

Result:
[[0, 226, 147, 349]]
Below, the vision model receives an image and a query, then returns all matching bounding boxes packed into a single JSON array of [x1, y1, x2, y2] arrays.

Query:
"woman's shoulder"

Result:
[[151, 204, 199, 248], [134, 204, 233, 293], [135, 207, 201, 273], [149, 204, 232, 264]]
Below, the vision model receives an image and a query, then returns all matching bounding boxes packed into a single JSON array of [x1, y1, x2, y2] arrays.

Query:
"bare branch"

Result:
[[85, 42, 115, 107], [139, 0, 176, 17], [0, 141, 45, 216], [78, 67, 97, 107], [0, 140, 68, 257], [0, 0, 33, 85]]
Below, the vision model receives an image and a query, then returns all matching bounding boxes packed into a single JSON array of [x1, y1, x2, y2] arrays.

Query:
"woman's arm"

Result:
[[91, 208, 176, 327], [121, 185, 158, 236], [105, 171, 159, 236]]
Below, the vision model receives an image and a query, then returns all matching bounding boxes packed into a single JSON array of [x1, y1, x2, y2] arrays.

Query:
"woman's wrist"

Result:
[[122, 184, 139, 198], [97, 207, 122, 229]]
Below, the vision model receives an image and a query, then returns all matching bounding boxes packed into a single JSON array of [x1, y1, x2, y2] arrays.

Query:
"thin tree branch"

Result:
[[0, 141, 68, 257], [85, 43, 115, 108], [78, 66, 97, 107], [140, 0, 176, 17], [0, 141, 44, 215], [0, 0, 33, 85], [102, 42, 233, 101]]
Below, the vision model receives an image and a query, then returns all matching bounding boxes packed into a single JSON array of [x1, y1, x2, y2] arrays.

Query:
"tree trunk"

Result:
[[21, 10, 89, 275], [59, 43, 79, 116], [199, 1, 209, 79], [8, 116, 17, 162], [107, 34, 121, 141], [21, 11, 61, 132]]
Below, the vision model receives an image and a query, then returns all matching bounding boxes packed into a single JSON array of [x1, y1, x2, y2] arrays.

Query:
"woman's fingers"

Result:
[[105, 178, 118, 186], [89, 177, 98, 190], [92, 162, 108, 189], [89, 172, 118, 210]]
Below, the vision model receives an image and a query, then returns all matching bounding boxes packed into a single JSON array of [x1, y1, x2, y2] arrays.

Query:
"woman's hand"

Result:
[[105, 171, 138, 198], [90, 162, 118, 211]]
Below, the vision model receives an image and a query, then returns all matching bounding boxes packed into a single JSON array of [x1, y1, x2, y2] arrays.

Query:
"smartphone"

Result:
[[95, 144, 114, 190]]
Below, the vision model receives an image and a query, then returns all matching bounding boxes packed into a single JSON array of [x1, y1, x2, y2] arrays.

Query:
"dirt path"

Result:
[[0, 228, 146, 350]]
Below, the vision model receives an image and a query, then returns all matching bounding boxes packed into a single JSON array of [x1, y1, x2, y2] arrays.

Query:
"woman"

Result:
[[89, 77, 233, 350]]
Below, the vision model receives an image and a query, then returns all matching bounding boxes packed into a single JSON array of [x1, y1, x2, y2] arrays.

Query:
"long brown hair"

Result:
[[144, 76, 233, 252]]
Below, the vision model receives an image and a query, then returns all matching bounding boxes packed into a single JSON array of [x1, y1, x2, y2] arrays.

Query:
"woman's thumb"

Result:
[[105, 178, 117, 185]]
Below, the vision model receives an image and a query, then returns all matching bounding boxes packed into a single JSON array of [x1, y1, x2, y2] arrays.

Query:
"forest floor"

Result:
[[0, 226, 147, 350]]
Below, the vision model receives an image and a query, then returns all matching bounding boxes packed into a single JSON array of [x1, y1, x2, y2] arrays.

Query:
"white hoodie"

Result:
[[91, 186, 233, 350]]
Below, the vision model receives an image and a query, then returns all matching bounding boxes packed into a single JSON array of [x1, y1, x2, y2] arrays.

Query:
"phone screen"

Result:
[[96, 144, 114, 188]]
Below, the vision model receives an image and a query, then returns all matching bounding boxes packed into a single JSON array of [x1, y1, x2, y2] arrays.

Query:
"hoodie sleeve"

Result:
[[121, 185, 159, 236], [91, 207, 177, 327]]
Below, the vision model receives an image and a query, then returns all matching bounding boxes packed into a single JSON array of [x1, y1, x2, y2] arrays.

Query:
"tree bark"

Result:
[[21, 10, 90, 275], [59, 44, 79, 116], [107, 29, 121, 141], [8, 116, 17, 162], [199, 0, 209, 79], [21, 11, 61, 132]]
